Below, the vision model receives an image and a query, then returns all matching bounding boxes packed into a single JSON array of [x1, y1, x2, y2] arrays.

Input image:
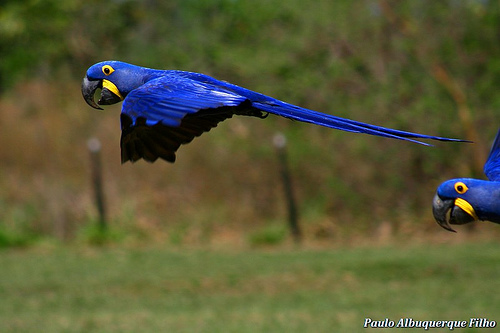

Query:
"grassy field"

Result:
[[0, 242, 499, 332]]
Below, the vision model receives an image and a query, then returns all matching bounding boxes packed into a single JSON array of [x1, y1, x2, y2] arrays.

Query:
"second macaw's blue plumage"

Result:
[[433, 129, 500, 232], [82, 61, 466, 163]]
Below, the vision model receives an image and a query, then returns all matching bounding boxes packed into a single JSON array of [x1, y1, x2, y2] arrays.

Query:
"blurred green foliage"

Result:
[[1, 0, 500, 243], [248, 223, 287, 246]]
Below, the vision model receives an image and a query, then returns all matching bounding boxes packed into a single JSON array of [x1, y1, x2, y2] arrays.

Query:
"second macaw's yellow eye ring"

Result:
[[454, 182, 468, 194], [102, 65, 115, 76]]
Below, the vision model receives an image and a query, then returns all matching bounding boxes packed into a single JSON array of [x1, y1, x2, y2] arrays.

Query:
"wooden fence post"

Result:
[[273, 133, 302, 244], [87, 138, 107, 232]]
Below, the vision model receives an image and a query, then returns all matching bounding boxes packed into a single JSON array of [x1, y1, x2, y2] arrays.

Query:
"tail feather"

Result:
[[253, 101, 467, 145]]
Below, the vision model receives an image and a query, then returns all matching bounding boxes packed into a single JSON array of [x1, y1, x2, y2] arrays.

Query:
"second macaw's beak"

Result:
[[82, 77, 123, 110], [432, 194, 478, 232], [82, 77, 103, 110]]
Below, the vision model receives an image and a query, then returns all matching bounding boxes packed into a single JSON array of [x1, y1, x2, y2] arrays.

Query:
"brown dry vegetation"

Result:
[[2, 77, 499, 247]]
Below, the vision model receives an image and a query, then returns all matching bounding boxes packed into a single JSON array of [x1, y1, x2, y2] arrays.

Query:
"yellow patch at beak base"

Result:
[[102, 79, 124, 100], [455, 198, 479, 220]]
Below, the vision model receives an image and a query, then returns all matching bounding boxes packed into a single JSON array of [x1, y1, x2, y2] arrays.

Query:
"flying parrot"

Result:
[[82, 61, 466, 163], [433, 129, 500, 232]]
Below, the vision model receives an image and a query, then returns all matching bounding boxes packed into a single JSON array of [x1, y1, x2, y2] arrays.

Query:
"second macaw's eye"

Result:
[[102, 65, 115, 76], [454, 182, 468, 194]]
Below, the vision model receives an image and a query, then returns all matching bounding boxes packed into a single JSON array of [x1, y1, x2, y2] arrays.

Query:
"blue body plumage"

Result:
[[82, 61, 466, 163], [433, 129, 500, 231]]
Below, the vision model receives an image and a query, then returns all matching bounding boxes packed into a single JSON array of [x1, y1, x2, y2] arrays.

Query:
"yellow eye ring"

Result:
[[102, 65, 115, 76], [454, 182, 468, 194]]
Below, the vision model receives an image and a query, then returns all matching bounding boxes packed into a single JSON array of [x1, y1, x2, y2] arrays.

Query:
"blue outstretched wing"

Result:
[[124, 71, 465, 145], [118, 70, 466, 163], [484, 129, 500, 181], [119, 74, 253, 163], [122, 74, 247, 127]]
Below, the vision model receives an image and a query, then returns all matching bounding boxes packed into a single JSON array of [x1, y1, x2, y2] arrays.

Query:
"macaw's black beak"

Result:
[[82, 77, 103, 110], [432, 194, 477, 232], [82, 77, 123, 109]]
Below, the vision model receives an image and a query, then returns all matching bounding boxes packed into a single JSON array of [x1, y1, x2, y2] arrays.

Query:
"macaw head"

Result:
[[82, 61, 148, 110], [433, 129, 500, 232], [433, 178, 500, 232]]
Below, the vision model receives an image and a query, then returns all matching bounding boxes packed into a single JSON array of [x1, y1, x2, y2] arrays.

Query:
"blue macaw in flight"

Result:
[[82, 61, 466, 163], [433, 129, 500, 232]]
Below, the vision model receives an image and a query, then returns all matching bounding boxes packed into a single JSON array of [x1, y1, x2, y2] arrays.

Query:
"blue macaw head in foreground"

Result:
[[433, 129, 500, 232], [82, 61, 152, 109]]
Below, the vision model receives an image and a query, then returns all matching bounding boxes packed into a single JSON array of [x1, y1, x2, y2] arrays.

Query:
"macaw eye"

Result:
[[454, 182, 468, 194], [102, 65, 115, 76]]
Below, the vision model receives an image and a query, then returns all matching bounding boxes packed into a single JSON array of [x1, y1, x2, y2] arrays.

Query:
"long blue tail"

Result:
[[253, 100, 467, 146]]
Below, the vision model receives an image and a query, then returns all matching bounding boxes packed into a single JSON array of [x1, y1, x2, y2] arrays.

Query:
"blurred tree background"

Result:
[[0, 0, 499, 246]]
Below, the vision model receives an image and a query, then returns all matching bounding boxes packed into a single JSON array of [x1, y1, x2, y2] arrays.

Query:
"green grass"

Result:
[[0, 242, 499, 332]]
